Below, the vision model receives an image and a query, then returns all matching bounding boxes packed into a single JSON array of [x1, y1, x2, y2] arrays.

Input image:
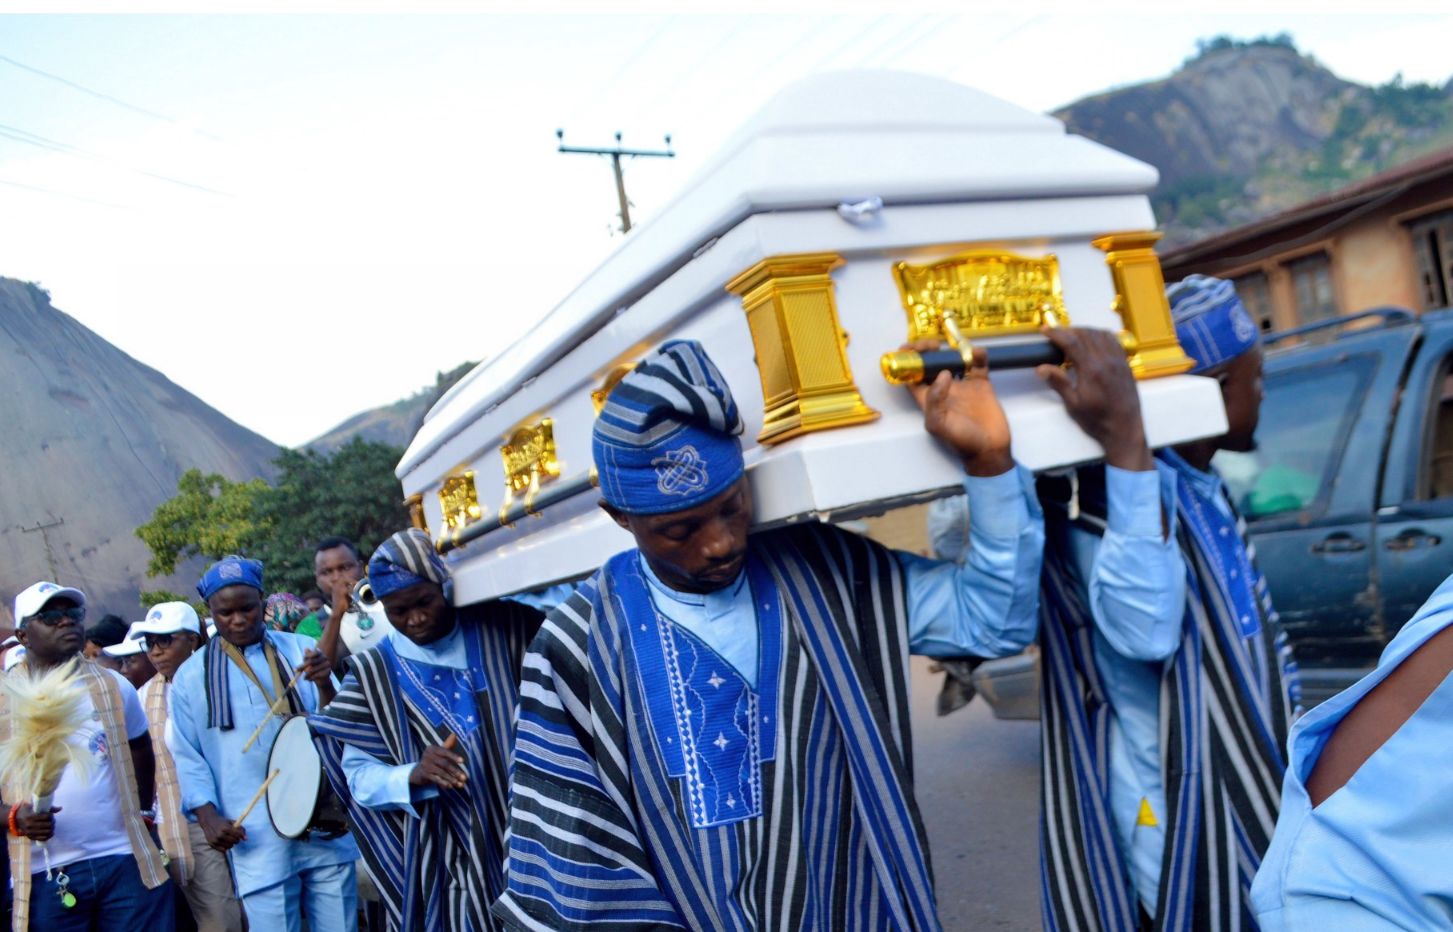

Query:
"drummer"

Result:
[[166, 556, 360, 932], [309, 529, 551, 932], [131, 602, 245, 932]]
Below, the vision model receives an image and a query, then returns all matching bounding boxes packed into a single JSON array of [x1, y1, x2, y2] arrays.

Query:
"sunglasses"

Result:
[[143, 633, 186, 651], [26, 607, 85, 627]]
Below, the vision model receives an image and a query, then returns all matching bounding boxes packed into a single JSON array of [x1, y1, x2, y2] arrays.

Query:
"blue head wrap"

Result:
[[196, 555, 264, 601], [368, 528, 453, 601], [592, 339, 745, 515], [1167, 274, 1260, 375]]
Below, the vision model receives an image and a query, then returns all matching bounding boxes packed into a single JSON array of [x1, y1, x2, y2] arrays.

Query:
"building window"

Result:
[[1409, 210, 1453, 310], [1233, 271, 1275, 332], [1288, 252, 1337, 323]]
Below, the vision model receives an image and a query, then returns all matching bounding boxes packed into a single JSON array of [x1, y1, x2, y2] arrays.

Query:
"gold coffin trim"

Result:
[[892, 249, 1070, 342], [1092, 231, 1194, 379], [403, 492, 429, 537], [726, 253, 879, 446], [500, 418, 562, 496], [438, 471, 483, 534]]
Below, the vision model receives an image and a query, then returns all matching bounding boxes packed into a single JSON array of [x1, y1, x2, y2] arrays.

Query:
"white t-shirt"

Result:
[[30, 667, 149, 871], [339, 604, 387, 655]]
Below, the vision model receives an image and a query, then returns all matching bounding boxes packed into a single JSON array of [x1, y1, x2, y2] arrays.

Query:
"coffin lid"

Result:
[[397, 69, 1159, 480]]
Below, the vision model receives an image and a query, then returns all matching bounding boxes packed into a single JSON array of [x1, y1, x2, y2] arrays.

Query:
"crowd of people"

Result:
[[0, 274, 1447, 931]]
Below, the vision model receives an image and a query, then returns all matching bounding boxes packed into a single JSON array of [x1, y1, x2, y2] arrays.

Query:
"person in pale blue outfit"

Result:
[[1036, 288, 1300, 932], [1252, 572, 1453, 929], [167, 556, 359, 932]]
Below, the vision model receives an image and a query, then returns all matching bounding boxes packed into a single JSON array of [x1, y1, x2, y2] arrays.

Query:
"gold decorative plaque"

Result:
[[438, 472, 483, 533], [1091, 231, 1194, 379], [500, 418, 562, 496], [893, 249, 1070, 341], [726, 253, 879, 446]]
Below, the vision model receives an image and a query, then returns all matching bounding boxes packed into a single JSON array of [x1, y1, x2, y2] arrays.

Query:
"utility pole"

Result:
[[21, 515, 64, 578], [556, 130, 674, 233]]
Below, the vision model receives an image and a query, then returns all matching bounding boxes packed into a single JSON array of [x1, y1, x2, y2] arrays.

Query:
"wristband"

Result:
[[8, 803, 20, 838]]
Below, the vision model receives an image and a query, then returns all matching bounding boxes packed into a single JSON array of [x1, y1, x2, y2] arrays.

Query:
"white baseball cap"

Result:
[[12, 581, 86, 624], [3, 644, 26, 672], [104, 630, 146, 658], [128, 602, 202, 639]]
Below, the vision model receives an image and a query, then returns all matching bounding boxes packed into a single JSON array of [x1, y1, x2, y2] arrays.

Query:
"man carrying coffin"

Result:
[[493, 339, 1049, 930], [1036, 277, 1300, 930], [309, 529, 549, 932], [167, 556, 360, 932]]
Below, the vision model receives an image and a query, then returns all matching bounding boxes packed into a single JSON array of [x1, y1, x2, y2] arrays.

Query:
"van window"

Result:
[[1216, 356, 1374, 520], [1420, 364, 1453, 500]]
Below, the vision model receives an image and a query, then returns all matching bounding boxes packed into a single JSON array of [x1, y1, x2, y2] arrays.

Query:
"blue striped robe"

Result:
[[310, 602, 541, 932], [492, 524, 939, 931], [1038, 460, 1299, 932]]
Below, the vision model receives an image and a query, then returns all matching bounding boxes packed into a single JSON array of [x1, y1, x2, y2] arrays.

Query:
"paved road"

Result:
[[908, 657, 1042, 931]]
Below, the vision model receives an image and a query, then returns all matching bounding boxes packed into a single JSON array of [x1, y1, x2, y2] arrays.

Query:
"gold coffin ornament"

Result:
[[438, 471, 483, 535], [500, 417, 563, 504], [893, 249, 1070, 342], [727, 253, 879, 446], [1092, 231, 1194, 379]]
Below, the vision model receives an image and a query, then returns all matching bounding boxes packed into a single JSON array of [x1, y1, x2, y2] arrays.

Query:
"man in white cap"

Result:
[[130, 602, 244, 932], [2, 581, 172, 930], [102, 633, 156, 692]]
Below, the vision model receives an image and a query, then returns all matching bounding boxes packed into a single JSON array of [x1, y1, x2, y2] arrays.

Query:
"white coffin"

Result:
[[398, 70, 1227, 604]]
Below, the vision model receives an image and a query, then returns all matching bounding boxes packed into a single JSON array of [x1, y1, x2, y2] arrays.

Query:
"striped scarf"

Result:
[[309, 602, 538, 932], [1, 659, 169, 931], [1038, 458, 1299, 931], [144, 674, 193, 881], [201, 632, 301, 730], [494, 523, 938, 931]]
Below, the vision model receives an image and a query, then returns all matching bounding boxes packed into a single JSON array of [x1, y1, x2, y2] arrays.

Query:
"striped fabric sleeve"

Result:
[[492, 588, 687, 931]]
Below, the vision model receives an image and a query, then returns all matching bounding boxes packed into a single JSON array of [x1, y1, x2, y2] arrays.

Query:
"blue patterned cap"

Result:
[[592, 340, 745, 515], [1167, 274, 1260, 374], [368, 528, 452, 601], [197, 555, 264, 601]]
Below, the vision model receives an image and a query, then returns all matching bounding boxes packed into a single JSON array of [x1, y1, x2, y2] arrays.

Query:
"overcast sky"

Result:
[[2, 9, 1450, 448]]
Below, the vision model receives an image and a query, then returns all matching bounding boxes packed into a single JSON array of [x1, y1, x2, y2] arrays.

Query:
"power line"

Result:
[[557, 130, 675, 234], [0, 53, 223, 142], [0, 122, 231, 196]]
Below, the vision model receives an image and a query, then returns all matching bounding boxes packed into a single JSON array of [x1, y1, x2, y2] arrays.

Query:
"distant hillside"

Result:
[[0, 278, 280, 622], [1055, 37, 1453, 245], [308, 361, 475, 453]]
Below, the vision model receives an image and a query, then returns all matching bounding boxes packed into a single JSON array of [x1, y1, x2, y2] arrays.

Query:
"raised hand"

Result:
[[903, 341, 1014, 477], [1036, 327, 1153, 472]]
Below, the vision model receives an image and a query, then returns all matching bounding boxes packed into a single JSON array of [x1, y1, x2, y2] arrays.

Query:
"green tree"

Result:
[[135, 439, 410, 599], [135, 469, 273, 577], [253, 438, 410, 593]]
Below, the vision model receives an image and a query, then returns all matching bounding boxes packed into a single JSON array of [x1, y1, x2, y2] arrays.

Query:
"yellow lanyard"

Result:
[[221, 636, 286, 707]]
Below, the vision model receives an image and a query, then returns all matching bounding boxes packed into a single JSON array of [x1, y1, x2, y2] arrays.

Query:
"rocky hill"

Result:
[[307, 361, 474, 453], [1055, 37, 1453, 245], [0, 278, 280, 623]]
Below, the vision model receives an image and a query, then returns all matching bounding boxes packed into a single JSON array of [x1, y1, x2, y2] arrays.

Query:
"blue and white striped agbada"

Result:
[[592, 339, 746, 515]]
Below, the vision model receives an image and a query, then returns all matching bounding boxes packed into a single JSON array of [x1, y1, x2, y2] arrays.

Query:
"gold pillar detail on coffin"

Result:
[[1092, 231, 1195, 379], [892, 249, 1071, 341], [726, 253, 879, 446], [438, 470, 484, 539], [403, 492, 429, 536]]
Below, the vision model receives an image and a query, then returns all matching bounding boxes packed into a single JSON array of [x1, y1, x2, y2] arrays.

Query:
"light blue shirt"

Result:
[[1063, 463, 1186, 915], [1252, 574, 1453, 930], [342, 586, 574, 814], [641, 466, 1045, 689], [167, 631, 358, 897]]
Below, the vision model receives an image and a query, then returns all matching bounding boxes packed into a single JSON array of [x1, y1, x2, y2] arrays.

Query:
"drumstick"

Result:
[[240, 667, 308, 754], [234, 769, 280, 827]]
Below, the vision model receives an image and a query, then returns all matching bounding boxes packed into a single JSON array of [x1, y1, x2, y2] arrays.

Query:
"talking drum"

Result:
[[396, 70, 1231, 607], [265, 715, 348, 840]]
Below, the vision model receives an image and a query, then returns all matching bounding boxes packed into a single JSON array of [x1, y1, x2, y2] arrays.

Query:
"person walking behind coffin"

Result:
[[104, 632, 157, 691], [1251, 571, 1453, 929], [84, 614, 130, 673], [129, 602, 245, 932], [166, 557, 360, 932], [2, 581, 173, 931], [492, 339, 1045, 931], [309, 530, 558, 932], [313, 538, 388, 668], [1036, 277, 1300, 931]]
